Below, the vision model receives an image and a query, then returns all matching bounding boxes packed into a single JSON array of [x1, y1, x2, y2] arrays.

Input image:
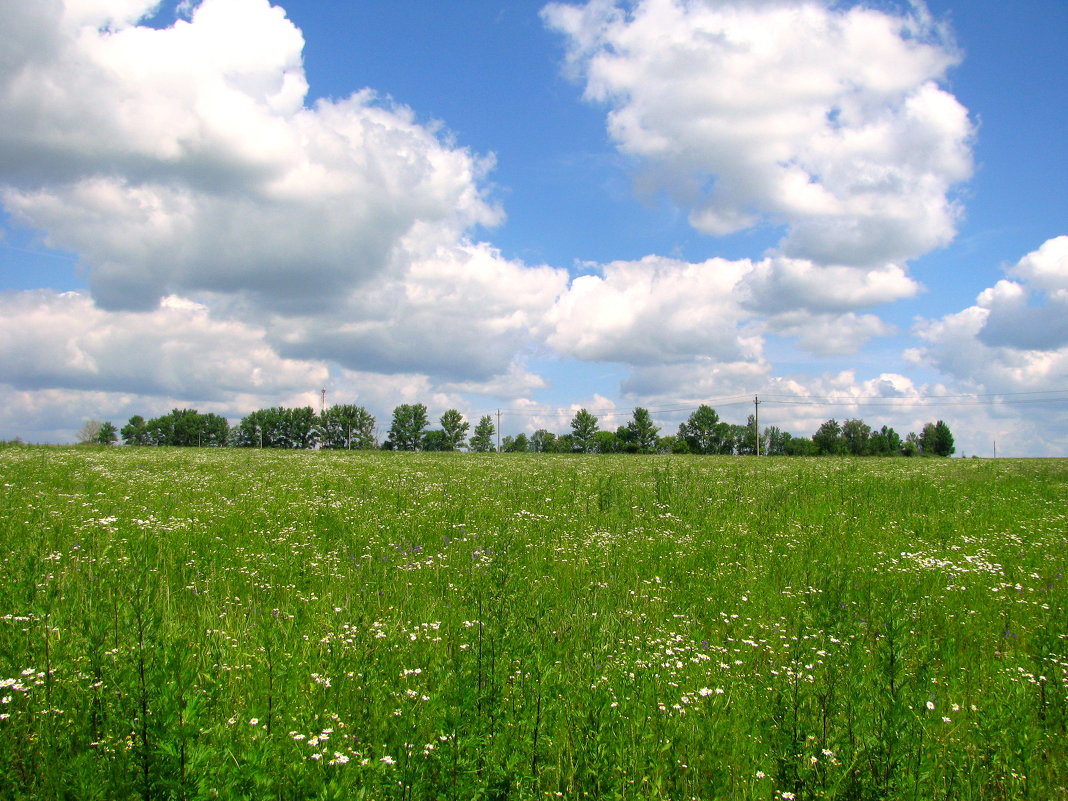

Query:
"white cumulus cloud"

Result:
[[0, 0, 501, 312], [0, 289, 326, 400], [911, 236, 1068, 388], [544, 0, 974, 267]]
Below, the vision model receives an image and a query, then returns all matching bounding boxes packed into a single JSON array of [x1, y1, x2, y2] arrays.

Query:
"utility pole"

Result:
[[320, 388, 327, 415], [754, 395, 760, 456], [496, 409, 501, 453]]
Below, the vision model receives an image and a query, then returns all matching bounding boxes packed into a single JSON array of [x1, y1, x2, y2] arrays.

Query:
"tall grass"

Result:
[[0, 448, 1065, 799]]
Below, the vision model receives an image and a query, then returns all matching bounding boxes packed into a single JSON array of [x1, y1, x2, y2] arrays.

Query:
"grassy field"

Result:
[[0, 447, 1065, 800]]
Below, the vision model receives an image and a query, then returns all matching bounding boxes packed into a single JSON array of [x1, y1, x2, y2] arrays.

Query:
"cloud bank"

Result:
[[543, 0, 974, 266], [0, 0, 1062, 455]]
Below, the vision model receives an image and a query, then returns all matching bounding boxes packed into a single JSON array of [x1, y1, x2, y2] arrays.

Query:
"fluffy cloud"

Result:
[[547, 253, 903, 371], [544, 0, 974, 267], [767, 311, 894, 357], [268, 240, 568, 382], [911, 237, 1068, 389], [0, 0, 500, 312], [0, 0, 571, 411], [548, 255, 761, 365], [0, 289, 326, 400]]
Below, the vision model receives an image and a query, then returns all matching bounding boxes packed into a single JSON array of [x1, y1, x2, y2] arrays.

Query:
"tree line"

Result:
[[88, 402, 955, 457]]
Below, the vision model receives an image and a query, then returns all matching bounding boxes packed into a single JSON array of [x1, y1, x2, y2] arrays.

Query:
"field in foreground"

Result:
[[0, 448, 1065, 801]]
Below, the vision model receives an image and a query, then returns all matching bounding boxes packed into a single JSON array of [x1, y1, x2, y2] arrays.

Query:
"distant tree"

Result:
[[232, 407, 314, 448], [121, 415, 149, 446], [869, 425, 902, 456], [660, 435, 688, 454], [76, 420, 103, 445], [903, 432, 920, 457], [920, 420, 955, 457], [285, 407, 318, 449], [625, 407, 659, 453], [556, 433, 576, 453], [570, 408, 599, 453], [764, 426, 791, 456], [592, 430, 620, 454], [469, 415, 496, 452], [96, 421, 118, 445], [841, 418, 872, 456], [530, 429, 557, 453], [736, 415, 759, 455], [144, 409, 230, 447], [421, 430, 449, 452], [233, 408, 280, 447], [784, 436, 819, 456], [387, 404, 429, 451], [439, 409, 470, 452], [813, 419, 846, 455], [319, 404, 376, 449], [721, 423, 749, 455], [502, 433, 529, 453], [678, 405, 721, 454]]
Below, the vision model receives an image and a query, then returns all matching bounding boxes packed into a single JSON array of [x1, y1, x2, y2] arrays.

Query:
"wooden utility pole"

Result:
[[754, 395, 760, 456], [496, 409, 501, 453]]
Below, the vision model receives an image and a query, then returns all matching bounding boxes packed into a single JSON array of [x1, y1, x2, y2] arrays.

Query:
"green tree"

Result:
[[660, 435, 688, 454], [386, 404, 429, 451], [530, 429, 557, 453], [920, 420, 955, 457], [784, 436, 819, 456], [764, 426, 791, 456], [232, 408, 281, 447], [625, 407, 659, 453], [421, 430, 449, 451], [284, 407, 318, 449], [120, 415, 148, 445], [231, 407, 313, 449], [869, 425, 902, 456], [813, 419, 846, 455], [502, 433, 529, 453], [678, 405, 721, 454], [145, 409, 229, 447], [841, 418, 872, 456], [469, 415, 496, 452], [570, 408, 599, 453], [439, 409, 470, 452], [96, 421, 118, 445], [319, 404, 376, 450], [592, 430, 620, 453]]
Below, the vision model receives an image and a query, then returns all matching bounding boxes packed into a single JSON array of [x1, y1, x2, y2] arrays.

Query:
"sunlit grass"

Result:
[[0, 447, 1065, 799]]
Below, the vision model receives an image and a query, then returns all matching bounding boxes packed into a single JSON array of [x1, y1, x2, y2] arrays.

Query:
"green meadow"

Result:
[[0, 447, 1065, 800]]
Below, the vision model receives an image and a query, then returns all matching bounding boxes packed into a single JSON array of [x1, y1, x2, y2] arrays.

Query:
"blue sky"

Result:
[[0, 0, 1065, 454]]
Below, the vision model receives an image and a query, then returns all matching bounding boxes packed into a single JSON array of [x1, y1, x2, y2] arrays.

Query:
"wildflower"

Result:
[[248, 718, 259, 726], [755, 771, 766, 779], [381, 755, 396, 765], [926, 701, 935, 710], [782, 793, 796, 800]]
